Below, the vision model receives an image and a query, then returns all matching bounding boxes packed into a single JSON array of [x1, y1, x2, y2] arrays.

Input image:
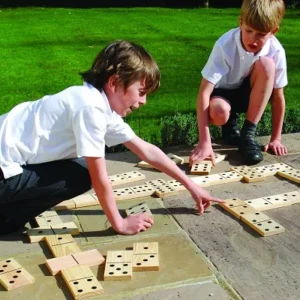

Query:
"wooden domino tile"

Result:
[[54, 199, 76, 210], [35, 215, 64, 228], [145, 179, 168, 188], [240, 212, 285, 236], [190, 162, 212, 175], [252, 165, 278, 177], [245, 198, 274, 211], [132, 242, 159, 271], [268, 162, 294, 173], [46, 249, 105, 276], [45, 234, 81, 257], [113, 187, 136, 201], [122, 171, 146, 182], [109, 174, 128, 185], [27, 221, 80, 243], [240, 211, 271, 227], [104, 250, 133, 281], [72, 194, 98, 208], [277, 167, 300, 184], [0, 258, 34, 291], [230, 166, 265, 183], [154, 184, 178, 198], [61, 265, 104, 299], [109, 171, 145, 186], [220, 201, 257, 219], [131, 184, 156, 197], [191, 173, 226, 187], [262, 191, 300, 208], [219, 171, 244, 183], [125, 202, 153, 219], [137, 160, 155, 169], [37, 208, 58, 218], [167, 179, 186, 191], [51, 222, 80, 235], [219, 197, 248, 210], [249, 219, 285, 236], [205, 153, 227, 164]]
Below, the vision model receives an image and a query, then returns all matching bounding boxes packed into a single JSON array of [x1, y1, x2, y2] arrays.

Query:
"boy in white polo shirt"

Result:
[[190, 0, 287, 166], [0, 40, 223, 235]]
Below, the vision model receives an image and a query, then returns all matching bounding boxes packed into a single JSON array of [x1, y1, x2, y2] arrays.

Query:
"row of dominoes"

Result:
[[54, 171, 146, 210], [219, 198, 285, 236], [54, 162, 299, 211]]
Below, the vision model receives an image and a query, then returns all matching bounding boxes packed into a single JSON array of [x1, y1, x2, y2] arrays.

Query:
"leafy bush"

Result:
[[159, 108, 300, 148]]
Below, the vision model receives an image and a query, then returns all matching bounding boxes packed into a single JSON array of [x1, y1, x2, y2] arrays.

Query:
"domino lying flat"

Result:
[[0, 258, 34, 291], [219, 198, 285, 236]]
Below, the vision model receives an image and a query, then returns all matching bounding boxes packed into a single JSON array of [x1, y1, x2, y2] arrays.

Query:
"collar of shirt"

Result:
[[235, 29, 271, 59]]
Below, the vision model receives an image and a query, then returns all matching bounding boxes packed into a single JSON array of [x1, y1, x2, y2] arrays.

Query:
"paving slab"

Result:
[[75, 197, 181, 244], [0, 232, 219, 300], [124, 282, 230, 300], [163, 169, 300, 300]]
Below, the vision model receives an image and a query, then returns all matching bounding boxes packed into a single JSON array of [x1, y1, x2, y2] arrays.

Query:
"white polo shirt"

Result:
[[0, 82, 135, 179], [201, 27, 288, 89]]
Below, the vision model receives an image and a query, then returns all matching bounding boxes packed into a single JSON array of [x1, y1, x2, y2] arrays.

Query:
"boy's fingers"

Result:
[[264, 144, 269, 152]]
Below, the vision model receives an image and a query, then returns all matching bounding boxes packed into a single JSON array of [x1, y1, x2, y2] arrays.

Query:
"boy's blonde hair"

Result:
[[81, 40, 160, 94], [241, 0, 285, 32]]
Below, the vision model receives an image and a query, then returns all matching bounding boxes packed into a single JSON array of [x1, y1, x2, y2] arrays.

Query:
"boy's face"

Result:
[[109, 79, 147, 117], [239, 19, 278, 54]]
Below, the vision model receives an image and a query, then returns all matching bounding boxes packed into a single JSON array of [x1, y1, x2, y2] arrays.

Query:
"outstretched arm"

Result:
[[85, 156, 153, 235], [124, 137, 224, 214], [264, 88, 287, 156]]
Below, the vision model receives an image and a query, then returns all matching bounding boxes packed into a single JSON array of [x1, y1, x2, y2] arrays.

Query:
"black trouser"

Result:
[[0, 158, 91, 228]]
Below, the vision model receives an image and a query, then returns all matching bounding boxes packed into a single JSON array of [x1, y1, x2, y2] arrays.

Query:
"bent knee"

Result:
[[209, 97, 230, 125], [253, 57, 276, 79]]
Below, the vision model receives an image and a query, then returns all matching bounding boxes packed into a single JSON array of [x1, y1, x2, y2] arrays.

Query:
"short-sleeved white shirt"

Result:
[[0, 82, 136, 179], [201, 27, 287, 89]]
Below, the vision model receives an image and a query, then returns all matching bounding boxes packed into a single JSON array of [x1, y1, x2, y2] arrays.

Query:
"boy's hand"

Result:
[[116, 214, 154, 235], [189, 184, 225, 215], [189, 142, 216, 166], [264, 139, 287, 156]]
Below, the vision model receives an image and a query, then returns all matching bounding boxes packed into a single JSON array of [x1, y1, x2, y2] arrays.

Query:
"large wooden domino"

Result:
[[125, 202, 153, 219], [46, 249, 105, 275], [45, 234, 81, 257], [132, 242, 159, 271], [61, 265, 104, 299], [277, 167, 300, 184], [27, 221, 80, 243], [230, 165, 265, 183], [190, 161, 212, 175], [0, 258, 34, 291], [104, 250, 133, 281]]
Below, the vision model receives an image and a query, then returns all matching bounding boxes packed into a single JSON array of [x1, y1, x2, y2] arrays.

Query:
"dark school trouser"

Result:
[[0, 158, 91, 232]]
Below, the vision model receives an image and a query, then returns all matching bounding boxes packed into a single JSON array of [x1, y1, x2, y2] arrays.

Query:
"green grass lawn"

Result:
[[0, 6, 299, 144]]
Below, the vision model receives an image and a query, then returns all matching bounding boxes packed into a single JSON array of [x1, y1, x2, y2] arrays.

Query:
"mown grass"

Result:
[[0, 7, 299, 144]]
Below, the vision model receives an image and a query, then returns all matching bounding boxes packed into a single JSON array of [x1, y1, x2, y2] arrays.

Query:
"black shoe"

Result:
[[221, 113, 241, 146], [239, 137, 263, 165], [239, 119, 263, 165]]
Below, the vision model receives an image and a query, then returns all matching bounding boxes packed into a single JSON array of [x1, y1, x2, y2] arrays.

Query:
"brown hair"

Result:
[[241, 0, 285, 32], [80, 40, 160, 94]]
